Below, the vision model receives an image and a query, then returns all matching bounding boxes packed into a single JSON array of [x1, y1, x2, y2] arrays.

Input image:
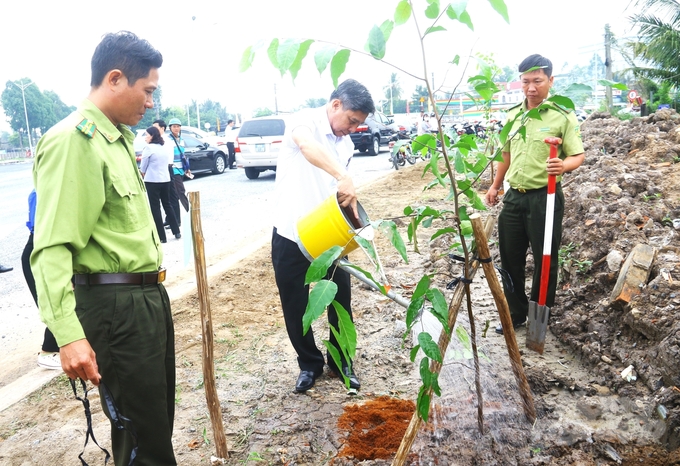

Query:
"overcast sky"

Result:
[[1, 0, 639, 132]]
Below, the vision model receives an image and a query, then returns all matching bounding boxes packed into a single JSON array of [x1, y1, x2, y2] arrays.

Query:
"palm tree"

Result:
[[383, 73, 403, 114], [628, 0, 680, 89]]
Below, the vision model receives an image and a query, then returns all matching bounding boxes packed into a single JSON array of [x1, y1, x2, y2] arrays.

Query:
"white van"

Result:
[[235, 116, 287, 179]]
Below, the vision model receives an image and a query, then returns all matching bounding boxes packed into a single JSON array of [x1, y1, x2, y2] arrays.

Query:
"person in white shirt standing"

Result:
[[271, 79, 375, 393]]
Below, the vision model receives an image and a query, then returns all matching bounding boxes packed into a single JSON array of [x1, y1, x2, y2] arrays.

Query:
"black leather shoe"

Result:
[[495, 319, 526, 335], [295, 370, 320, 392], [0, 265, 13, 273], [175, 233, 181, 239], [330, 366, 361, 390]]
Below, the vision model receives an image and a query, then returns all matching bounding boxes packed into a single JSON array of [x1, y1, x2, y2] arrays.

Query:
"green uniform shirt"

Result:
[[504, 100, 584, 190], [32, 99, 162, 347]]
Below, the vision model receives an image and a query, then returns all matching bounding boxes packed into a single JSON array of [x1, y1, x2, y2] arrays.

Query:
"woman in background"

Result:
[[140, 126, 180, 243]]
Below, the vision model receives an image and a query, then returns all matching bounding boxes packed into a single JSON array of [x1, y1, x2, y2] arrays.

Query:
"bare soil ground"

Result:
[[2, 110, 680, 465]]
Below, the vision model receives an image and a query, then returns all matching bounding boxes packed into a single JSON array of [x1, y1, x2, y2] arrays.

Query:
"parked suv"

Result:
[[350, 111, 395, 155], [235, 116, 287, 179]]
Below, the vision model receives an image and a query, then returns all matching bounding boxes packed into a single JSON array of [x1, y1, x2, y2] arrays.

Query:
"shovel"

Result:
[[526, 136, 562, 354]]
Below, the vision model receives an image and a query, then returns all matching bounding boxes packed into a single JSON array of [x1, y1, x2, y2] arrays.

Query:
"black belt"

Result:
[[511, 182, 560, 194], [74, 268, 166, 286]]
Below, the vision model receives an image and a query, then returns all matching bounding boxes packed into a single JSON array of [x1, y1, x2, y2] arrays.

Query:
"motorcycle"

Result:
[[388, 130, 417, 170]]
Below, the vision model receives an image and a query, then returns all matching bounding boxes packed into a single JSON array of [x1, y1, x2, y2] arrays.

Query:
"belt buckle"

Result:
[[158, 268, 166, 284], [518, 188, 526, 193]]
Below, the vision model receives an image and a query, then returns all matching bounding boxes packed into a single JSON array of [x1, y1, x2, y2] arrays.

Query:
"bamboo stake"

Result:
[[391, 216, 495, 466], [469, 213, 536, 423], [188, 192, 229, 460]]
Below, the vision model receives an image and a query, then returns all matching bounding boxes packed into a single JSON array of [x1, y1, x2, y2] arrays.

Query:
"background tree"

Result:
[[411, 85, 429, 113], [384, 72, 403, 114], [302, 97, 327, 108], [253, 107, 274, 117], [627, 0, 680, 89]]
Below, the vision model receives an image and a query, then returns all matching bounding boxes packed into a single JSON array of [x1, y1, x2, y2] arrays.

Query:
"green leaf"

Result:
[[418, 332, 443, 363], [239, 45, 257, 73], [410, 345, 420, 362], [333, 301, 357, 360], [458, 10, 474, 30], [458, 206, 470, 221], [525, 108, 542, 121], [598, 79, 628, 91], [455, 325, 472, 350], [314, 46, 336, 75], [406, 295, 425, 329], [412, 275, 432, 301], [305, 245, 343, 285], [323, 339, 344, 382], [289, 39, 314, 80], [431, 373, 442, 396], [450, 54, 460, 66], [547, 95, 575, 111], [430, 227, 456, 241], [419, 356, 432, 386], [378, 220, 409, 263], [403, 205, 414, 216], [470, 193, 487, 211], [448, 0, 468, 17], [424, 26, 447, 36], [425, 2, 440, 18], [426, 288, 450, 334], [330, 49, 351, 88], [355, 235, 378, 264], [487, 0, 509, 23], [460, 220, 473, 236], [302, 280, 337, 333], [564, 83, 593, 93], [453, 151, 465, 175], [394, 1, 412, 25], [417, 387, 431, 421], [267, 39, 280, 70], [367, 25, 386, 60], [379, 20, 395, 43], [277, 38, 301, 75]]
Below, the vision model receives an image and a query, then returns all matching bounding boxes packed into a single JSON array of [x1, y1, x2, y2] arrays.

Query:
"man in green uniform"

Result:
[[485, 54, 585, 335], [32, 31, 176, 465]]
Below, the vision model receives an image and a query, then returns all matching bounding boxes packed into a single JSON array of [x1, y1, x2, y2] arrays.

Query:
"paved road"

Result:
[[0, 148, 395, 399]]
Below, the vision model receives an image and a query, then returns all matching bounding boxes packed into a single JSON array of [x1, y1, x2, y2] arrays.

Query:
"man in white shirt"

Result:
[[271, 79, 374, 392]]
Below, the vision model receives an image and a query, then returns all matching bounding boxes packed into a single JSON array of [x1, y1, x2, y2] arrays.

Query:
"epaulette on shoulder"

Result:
[[76, 119, 97, 138]]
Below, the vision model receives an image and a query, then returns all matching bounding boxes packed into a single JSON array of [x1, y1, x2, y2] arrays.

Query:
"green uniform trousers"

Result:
[[75, 282, 176, 466], [498, 185, 564, 323]]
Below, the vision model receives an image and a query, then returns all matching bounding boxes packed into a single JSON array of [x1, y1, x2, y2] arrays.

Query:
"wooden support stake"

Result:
[[469, 213, 536, 423], [392, 216, 495, 466], [188, 192, 229, 460]]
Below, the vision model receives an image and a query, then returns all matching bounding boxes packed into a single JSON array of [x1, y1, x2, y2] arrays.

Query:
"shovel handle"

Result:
[[538, 137, 562, 306]]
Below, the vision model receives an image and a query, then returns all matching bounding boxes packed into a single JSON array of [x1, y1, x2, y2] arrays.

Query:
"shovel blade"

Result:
[[526, 301, 550, 354]]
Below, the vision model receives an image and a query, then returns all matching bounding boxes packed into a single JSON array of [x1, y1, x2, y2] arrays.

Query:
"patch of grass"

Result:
[[0, 420, 37, 440]]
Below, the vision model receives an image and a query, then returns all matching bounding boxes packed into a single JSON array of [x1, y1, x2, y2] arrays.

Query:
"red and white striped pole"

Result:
[[537, 137, 563, 307]]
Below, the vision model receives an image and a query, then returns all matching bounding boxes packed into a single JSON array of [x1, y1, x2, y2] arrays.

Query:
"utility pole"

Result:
[[274, 83, 279, 115], [196, 100, 201, 129], [13, 80, 34, 155], [605, 24, 613, 112]]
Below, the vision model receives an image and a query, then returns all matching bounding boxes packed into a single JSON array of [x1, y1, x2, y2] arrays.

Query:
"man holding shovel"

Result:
[[485, 54, 584, 337], [271, 79, 374, 393]]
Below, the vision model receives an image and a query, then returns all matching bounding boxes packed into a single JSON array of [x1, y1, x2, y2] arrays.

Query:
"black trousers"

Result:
[[146, 181, 179, 241], [271, 229, 353, 375], [498, 185, 564, 323], [227, 142, 235, 168], [21, 233, 59, 353], [75, 282, 176, 466]]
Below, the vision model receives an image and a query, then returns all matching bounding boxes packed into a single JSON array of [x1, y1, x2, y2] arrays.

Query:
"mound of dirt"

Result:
[[3, 111, 680, 465]]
